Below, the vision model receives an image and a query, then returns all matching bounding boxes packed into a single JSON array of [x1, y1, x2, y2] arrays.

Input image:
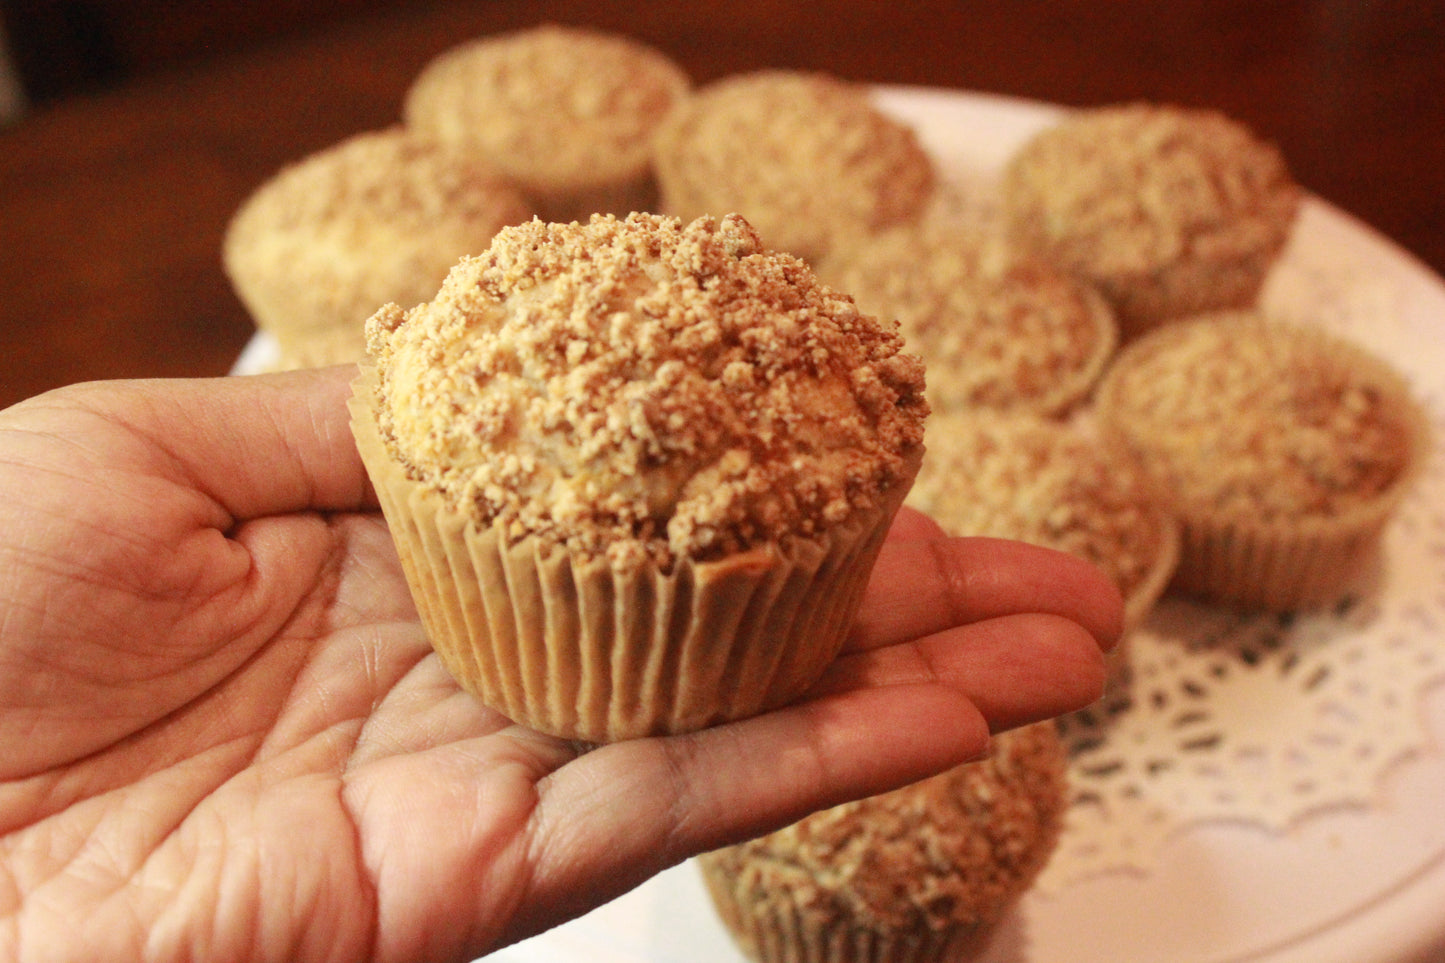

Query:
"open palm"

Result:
[[0, 365, 1119, 963]]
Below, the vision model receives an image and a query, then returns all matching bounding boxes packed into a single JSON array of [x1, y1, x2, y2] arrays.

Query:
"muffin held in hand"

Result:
[[223, 126, 532, 369], [820, 226, 1117, 418], [908, 411, 1177, 637], [403, 23, 691, 223], [351, 212, 928, 742], [1001, 103, 1300, 340], [653, 69, 935, 263], [698, 723, 1068, 963], [1094, 311, 1429, 610]]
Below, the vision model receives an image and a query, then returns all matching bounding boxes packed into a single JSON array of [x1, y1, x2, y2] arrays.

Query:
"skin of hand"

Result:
[[0, 365, 1121, 963]]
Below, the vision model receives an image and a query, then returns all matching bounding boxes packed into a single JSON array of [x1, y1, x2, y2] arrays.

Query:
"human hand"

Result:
[[0, 366, 1119, 963]]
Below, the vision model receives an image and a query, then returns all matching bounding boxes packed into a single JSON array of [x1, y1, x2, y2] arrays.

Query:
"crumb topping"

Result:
[[1098, 312, 1417, 521], [230, 127, 526, 237], [823, 228, 1116, 416], [702, 723, 1066, 933], [222, 127, 531, 343], [653, 70, 935, 261], [365, 212, 927, 569], [908, 413, 1164, 600], [404, 24, 690, 189], [1002, 103, 1299, 278]]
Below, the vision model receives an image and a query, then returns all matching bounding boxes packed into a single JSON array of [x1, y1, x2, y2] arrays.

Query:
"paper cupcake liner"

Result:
[[1170, 503, 1394, 611], [350, 371, 919, 742], [1095, 505, 1181, 687], [1102, 244, 1282, 341], [697, 857, 973, 963], [1120, 505, 1181, 633]]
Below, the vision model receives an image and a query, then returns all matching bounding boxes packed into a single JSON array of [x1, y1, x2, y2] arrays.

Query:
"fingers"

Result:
[[510, 551, 1113, 946], [850, 532, 1124, 656], [883, 505, 948, 541], [812, 611, 1108, 732], [26, 365, 376, 522], [512, 682, 990, 946]]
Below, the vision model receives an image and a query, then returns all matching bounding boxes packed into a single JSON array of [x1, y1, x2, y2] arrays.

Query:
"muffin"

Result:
[[698, 722, 1068, 963], [819, 226, 1117, 418], [1093, 311, 1429, 610], [351, 212, 928, 742], [403, 24, 690, 223], [908, 411, 1177, 637], [1000, 103, 1301, 340], [653, 70, 935, 263], [223, 126, 532, 368]]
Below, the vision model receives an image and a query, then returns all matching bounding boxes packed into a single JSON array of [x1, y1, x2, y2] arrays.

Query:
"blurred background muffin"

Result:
[[820, 226, 1117, 418], [1001, 103, 1300, 340], [1093, 310, 1428, 610], [403, 23, 691, 223], [698, 723, 1069, 963], [222, 126, 532, 369], [653, 69, 935, 264], [908, 410, 1177, 641]]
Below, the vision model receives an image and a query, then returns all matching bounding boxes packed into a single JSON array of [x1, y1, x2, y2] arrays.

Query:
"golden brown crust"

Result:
[[364, 212, 928, 570], [403, 24, 690, 220], [653, 70, 935, 262], [699, 723, 1068, 943], [222, 126, 532, 362], [820, 226, 1117, 417], [1001, 103, 1300, 336]]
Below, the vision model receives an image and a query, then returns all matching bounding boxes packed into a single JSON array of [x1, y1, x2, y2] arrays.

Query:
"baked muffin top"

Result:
[[702, 723, 1067, 933], [1001, 103, 1299, 280], [403, 24, 690, 192], [364, 212, 927, 570], [653, 69, 935, 262], [222, 126, 532, 345], [1095, 312, 1422, 522], [908, 412, 1168, 605], [822, 227, 1116, 416]]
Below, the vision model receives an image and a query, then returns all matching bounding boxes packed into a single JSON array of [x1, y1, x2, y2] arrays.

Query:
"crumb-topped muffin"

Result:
[[1001, 103, 1300, 340], [222, 126, 532, 369], [1094, 311, 1428, 609], [352, 212, 927, 741], [908, 411, 1176, 636], [820, 226, 1117, 417], [653, 70, 935, 263], [403, 24, 690, 223], [698, 723, 1068, 963]]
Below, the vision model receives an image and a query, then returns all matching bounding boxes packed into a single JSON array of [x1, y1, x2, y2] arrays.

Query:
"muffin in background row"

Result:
[[222, 126, 532, 370], [404, 23, 691, 224], [351, 212, 928, 742], [698, 723, 1068, 963], [654, 69, 936, 264], [1094, 310, 1429, 611], [908, 411, 1177, 638], [820, 226, 1117, 419], [1001, 103, 1301, 340]]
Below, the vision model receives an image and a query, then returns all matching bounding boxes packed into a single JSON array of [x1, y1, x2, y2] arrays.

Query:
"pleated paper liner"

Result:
[[350, 368, 920, 742]]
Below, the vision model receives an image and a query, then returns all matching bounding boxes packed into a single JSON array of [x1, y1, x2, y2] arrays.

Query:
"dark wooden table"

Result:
[[3, 0, 1442, 411]]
